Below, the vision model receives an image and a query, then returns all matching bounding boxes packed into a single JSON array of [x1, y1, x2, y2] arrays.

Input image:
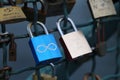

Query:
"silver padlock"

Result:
[[57, 17, 92, 60]]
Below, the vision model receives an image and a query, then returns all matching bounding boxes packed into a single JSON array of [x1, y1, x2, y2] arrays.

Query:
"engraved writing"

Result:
[[0, 6, 26, 22], [89, 0, 116, 18], [4, 7, 13, 12]]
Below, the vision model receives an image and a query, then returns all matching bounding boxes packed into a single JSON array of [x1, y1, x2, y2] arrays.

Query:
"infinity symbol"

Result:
[[36, 43, 57, 53]]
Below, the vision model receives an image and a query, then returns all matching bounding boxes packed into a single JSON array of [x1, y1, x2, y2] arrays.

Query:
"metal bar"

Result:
[[10, 16, 120, 40], [63, 0, 68, 34], [10, 59, 65, 75], [1, 24, 9, 80], [1, 24, 7, 67], [33, 2, 39, 36], [9, 44, 120, 76]]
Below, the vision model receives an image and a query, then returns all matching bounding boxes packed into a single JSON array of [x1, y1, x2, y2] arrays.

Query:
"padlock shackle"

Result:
[[50, 63, 55, 77], [24, 0, 46, 12], [27, 21, 49, 38], [0, 32, 9, 36], [8, 0, 15, 6], [40, 0, 46, 12], [56, 17, 78, 36]]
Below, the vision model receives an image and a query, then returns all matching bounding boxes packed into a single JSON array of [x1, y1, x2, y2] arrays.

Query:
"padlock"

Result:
[[40, 63, 57, 80], [88, 0, 116, 19], [0, 0, 26, 24], [9, 33, 17, 61], [27, 21, 62, 65], [22, 1, 46, 23], [57, 17, 92, 60], [45, 0, 76, 17], [83, 73, 101, 80]]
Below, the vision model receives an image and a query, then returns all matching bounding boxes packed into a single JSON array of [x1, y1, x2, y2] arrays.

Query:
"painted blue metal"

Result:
[[29, 34, 62, 65]]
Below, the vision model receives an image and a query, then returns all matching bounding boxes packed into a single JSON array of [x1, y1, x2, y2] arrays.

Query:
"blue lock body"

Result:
[[27, 21, 62, 65]]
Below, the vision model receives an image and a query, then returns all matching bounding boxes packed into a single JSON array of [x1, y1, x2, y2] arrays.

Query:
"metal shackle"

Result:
[[0, 32, 9, 36], [56, 17, 78, 36], [24, 0, 46, 11], [27, 21, 49, 38], [50, 63, 55, 77], [39, 0, 46, 12]]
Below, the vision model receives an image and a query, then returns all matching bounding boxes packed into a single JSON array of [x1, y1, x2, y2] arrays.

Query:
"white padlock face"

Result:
[[62, 31, 92, 59], [88, 0, 116, 18]]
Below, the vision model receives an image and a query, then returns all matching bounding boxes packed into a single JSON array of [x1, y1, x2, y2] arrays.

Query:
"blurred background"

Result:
[[0, 0, 120, 80]]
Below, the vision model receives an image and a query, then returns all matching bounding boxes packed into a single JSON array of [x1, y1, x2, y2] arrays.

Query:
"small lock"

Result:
[[88, 0, 116, 19], [56, 17, 92, 60], [27, 21, 62, 65], [0, 0, 26, 24], [32, 63, 57, 80], [45, 0, 76, 17], [22, 1, 46, 23], [40, 63, 57, 80], [9, 33, 17, 61]]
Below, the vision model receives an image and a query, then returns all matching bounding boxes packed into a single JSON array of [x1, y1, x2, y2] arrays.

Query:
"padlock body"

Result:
[[60, 31, 92, 60], [29, 34, 62, 65], [0, 6, 26, 24], [22, 7, 46, 23], [88, 0, 116, 18], [46, 0, 76, 17], [9, 42, 17, 61]]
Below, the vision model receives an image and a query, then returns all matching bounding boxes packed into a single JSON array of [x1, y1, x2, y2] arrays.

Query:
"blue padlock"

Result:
[[27, 21, 62, 65]]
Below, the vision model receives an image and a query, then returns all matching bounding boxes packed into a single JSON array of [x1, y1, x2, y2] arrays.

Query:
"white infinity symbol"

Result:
[[36, 43, 57, 53]]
